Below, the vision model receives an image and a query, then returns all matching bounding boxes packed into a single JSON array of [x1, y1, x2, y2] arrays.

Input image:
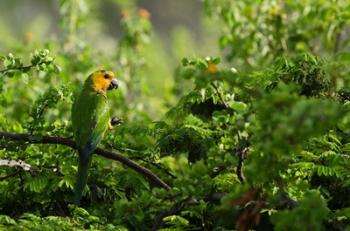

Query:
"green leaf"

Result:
[[163, 215, 189, 227], [228, 101, 247, 113], [24, 176, 49, 193], [0, 215, 16, 225]]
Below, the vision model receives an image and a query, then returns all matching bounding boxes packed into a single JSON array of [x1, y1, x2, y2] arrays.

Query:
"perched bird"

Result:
[[71, 70, 119, 205]]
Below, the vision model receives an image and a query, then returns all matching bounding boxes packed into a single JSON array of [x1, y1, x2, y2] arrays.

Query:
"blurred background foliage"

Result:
[[0, 0, 350, 230]]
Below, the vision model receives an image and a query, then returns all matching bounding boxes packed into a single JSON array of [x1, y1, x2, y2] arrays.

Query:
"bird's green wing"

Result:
[[72, 88, 110, 154]]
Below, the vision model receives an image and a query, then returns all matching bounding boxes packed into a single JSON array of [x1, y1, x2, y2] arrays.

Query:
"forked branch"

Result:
[[0, 132, 171, 190]]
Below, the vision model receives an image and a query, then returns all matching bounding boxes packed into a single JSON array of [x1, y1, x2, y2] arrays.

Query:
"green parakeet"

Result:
[[71, 70, 119, 205]]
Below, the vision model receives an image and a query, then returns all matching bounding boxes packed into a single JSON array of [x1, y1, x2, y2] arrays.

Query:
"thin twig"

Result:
[[0, 60, 51, 75], [211, 82, 229, 108], [133, 157, 176, 179], [0, 132, 171, 190], [0, 65, 32, 74]]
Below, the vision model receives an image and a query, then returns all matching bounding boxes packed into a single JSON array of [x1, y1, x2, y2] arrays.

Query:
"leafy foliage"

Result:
[[0, 0, 350, 230]]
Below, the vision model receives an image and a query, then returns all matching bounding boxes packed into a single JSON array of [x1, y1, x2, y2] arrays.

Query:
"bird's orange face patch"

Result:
[[91, 70, 115, 93]]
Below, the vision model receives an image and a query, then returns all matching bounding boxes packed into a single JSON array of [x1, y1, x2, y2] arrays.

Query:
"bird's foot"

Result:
[[109, 116, 123, 129]]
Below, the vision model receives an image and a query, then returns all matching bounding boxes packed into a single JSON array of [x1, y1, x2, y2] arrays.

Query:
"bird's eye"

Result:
[[104, 74, 110, 79]]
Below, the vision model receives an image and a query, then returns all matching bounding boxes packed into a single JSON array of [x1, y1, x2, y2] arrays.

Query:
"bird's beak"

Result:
[[108, 78, 119, 90]]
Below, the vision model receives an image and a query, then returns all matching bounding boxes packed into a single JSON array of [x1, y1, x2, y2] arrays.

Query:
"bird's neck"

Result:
[[83, 80, 107, 97]]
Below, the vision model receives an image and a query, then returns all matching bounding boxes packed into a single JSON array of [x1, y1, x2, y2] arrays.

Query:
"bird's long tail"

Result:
[[74, 149, 92, 205]]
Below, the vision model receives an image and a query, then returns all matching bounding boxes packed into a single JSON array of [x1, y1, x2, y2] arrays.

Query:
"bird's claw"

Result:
[[110, 116, 123, 127]]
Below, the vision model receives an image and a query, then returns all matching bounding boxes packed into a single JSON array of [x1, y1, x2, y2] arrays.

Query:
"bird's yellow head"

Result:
[[90, 70, 119, 93]]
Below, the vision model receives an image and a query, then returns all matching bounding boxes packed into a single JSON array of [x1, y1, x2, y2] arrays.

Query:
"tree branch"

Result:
[[0, 159, 34, 172], [0, 132, 171, 190], [133, 157, 177, 179], [0, 60, 50, 75], [211, 82, 229, 108], [236, 143, 248, 184]]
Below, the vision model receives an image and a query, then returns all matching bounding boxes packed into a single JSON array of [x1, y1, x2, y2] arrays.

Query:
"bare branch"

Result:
[[0, 159, 33, 172], [133, 157, 176, 179], [236, 145, 248, 184], [0, 132, 171, 190]]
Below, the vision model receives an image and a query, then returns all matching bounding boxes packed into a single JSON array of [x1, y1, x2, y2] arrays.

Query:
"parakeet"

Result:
[[71, 70, 119, 205]]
